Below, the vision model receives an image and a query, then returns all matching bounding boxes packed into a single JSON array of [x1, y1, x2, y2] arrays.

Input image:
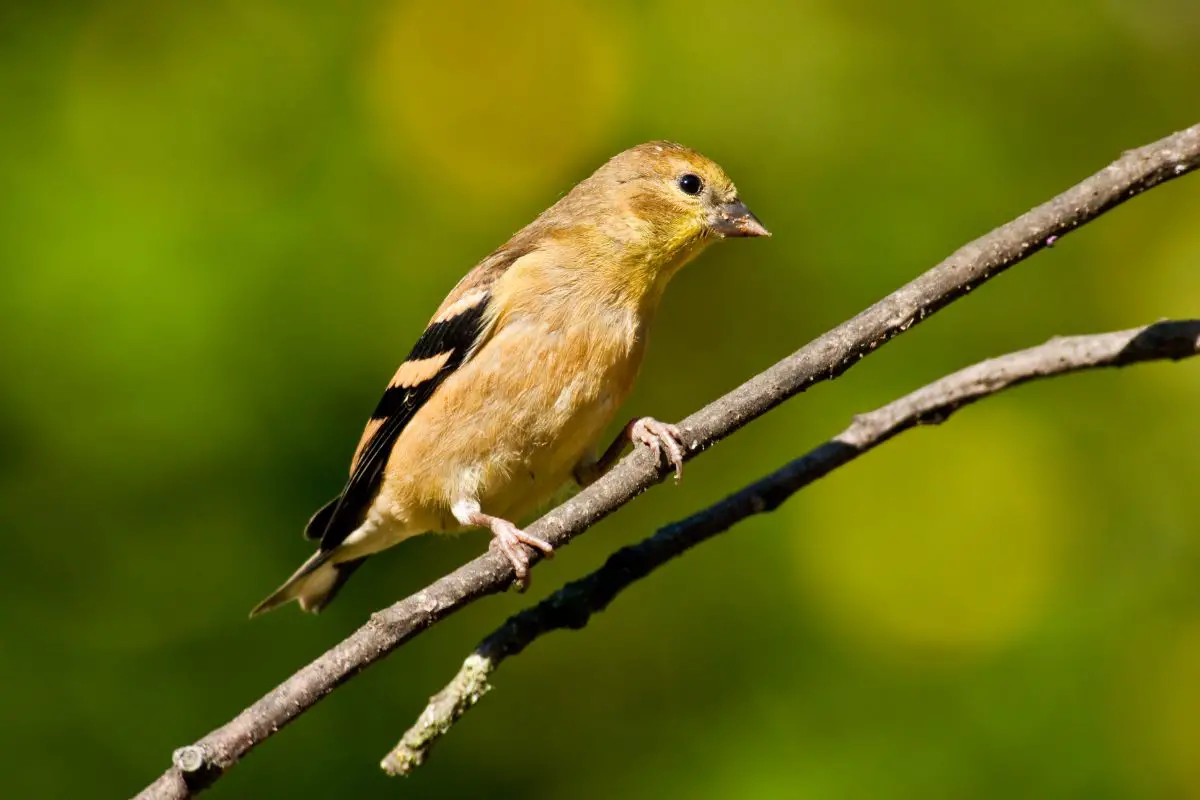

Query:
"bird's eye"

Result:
[[677, 173, 703, 196]]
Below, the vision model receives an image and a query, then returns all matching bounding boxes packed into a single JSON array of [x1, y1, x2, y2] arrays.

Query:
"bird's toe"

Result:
[[631, 417, 686, 482]]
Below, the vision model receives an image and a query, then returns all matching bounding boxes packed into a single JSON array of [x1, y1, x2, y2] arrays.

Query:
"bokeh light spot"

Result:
[[794, 407, 1078, 662], [1112, 622, 1200, 798], [365, 0, 627, 202]]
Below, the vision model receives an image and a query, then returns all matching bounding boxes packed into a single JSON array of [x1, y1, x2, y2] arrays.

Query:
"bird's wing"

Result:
[[309, 243, 535, 551]]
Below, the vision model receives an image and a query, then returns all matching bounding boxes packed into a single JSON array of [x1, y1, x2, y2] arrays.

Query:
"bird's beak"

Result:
[[710, 200, 771, 238]]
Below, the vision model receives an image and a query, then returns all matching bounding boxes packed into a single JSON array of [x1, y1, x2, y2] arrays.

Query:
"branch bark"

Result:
[[135, 123, 1200, 800], [384, 318, 1200, 774]]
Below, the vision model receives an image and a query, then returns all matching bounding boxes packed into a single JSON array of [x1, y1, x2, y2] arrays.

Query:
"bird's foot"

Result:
[[483, 516, 554, 589], [453, 501, 554, 589], [630, 417, 686, 482]]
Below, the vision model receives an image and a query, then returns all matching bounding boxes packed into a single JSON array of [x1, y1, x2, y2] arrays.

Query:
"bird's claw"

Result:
[[631, 417, 686, 482], [488, 519, 554, 590]]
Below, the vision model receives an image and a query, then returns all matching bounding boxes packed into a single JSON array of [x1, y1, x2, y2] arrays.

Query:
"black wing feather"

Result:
[[315, 298, 491, 552], [303, 497, 339, 540]]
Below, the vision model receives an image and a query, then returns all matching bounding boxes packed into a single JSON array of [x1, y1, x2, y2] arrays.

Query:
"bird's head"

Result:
[[514, 141, 769, 308], [562, 141, 769, 288], [607, 140, 769, 239]]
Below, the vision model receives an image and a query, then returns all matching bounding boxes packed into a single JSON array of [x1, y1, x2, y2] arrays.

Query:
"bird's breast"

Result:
[[379, 304, 649, 528]]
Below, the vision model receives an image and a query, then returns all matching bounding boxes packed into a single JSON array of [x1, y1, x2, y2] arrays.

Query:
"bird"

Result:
[[251, 141, 769, 616]]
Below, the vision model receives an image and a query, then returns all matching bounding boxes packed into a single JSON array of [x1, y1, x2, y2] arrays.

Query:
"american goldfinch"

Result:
[[252, 141, 769, 616]]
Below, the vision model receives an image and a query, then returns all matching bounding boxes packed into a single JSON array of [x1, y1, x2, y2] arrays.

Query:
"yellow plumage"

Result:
[[252, 141, 768, 616]]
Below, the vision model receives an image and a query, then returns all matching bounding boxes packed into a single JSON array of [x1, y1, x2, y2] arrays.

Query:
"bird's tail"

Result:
[[250, 551, 368, 617]]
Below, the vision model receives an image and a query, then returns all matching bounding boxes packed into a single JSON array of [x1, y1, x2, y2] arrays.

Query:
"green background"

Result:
[[3, 1, 1200, 797]]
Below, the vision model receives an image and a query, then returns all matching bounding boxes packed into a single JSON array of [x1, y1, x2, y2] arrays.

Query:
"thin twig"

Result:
[[134, 124, 1200, 800], [386, 319, 1200, 774]]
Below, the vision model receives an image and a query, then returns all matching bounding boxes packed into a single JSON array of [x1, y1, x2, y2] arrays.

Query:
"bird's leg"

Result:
[[451, 500, 553, 588], [575, 417, 686, 487]]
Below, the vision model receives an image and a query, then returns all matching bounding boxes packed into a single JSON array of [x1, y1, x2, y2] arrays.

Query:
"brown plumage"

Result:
[[252, 141, 769, 616]]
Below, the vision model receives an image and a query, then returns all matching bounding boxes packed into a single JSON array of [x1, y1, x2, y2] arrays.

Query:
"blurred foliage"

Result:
[[2, 0, 1199, 797]]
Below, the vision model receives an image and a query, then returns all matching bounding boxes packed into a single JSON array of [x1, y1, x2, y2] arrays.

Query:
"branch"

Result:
[[386, 319, 1200, 774], [135, 124, 1200, 800]]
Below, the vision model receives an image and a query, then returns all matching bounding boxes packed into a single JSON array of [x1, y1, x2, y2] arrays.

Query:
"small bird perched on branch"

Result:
[[252, 141, 769, 616]]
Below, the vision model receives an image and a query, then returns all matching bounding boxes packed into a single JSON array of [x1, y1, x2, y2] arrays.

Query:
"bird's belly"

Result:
[[377, 314, 644, 531], [479, 382, 620, 520]]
